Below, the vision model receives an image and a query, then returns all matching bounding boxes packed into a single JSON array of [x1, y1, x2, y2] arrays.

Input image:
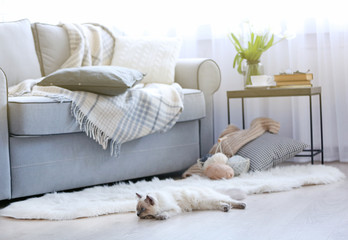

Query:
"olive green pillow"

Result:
[[38, 66, 145, 96]]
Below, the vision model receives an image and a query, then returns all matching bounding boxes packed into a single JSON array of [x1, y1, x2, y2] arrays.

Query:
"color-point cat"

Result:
[[136, 186, 246, 220]]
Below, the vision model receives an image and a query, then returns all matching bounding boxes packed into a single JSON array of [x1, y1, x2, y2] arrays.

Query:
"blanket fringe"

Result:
[[110, 141, 121, 158], [71, 103, 120, 156]]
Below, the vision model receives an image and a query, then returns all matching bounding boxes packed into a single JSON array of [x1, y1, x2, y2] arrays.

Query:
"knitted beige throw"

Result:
[[210, 117, 280, 157], [182, 117, 280, 178]]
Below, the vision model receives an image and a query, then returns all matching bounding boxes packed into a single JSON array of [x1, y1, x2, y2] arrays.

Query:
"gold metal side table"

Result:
[[226, 87, 323, 164]]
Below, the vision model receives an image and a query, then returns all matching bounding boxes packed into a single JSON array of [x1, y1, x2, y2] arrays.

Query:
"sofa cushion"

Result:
[[38, 66, 145, 96], [32, 23, 71, 76], [8, 88, 205, 136], [178, 89, 205, 122], [0, 19, 42, 86]]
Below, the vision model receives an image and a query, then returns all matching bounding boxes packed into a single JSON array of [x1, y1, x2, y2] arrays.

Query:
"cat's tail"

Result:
[[216, 188, 247, 200]]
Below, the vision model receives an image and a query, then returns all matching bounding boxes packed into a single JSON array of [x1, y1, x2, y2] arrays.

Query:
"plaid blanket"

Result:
[[8, 23, 184, 156]]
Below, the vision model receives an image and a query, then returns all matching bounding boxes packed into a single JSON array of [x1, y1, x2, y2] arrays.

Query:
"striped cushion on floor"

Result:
[[237, 132, 308, 172]]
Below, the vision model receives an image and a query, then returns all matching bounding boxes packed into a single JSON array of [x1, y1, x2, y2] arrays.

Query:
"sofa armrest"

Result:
[[175, 58, 221, 156], [0, 68, 11, 200]]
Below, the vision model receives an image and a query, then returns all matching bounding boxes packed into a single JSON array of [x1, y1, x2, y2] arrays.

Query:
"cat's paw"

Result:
[[141, 215, 155, 219], [233, 202, 246, 209], [220, 203, 231, 212], [155, 214, 169, 220]]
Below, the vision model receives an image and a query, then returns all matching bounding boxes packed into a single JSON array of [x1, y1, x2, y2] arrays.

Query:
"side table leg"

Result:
[[227, 97, 230, 125], [319, 93, 324, 164], [309, 95, 314, 164], [241, 97, 245, 129]]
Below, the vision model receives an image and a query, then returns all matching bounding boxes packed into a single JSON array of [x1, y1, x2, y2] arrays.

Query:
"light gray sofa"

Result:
[[0, 19, 221, 200]]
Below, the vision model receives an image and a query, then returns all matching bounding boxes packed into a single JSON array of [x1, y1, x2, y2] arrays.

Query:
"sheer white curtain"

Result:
[[2, 0, 348, 162]]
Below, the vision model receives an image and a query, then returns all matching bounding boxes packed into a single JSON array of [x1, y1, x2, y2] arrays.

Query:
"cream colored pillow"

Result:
[[33, 23, 70, 76], [111, 37, 182, 84]]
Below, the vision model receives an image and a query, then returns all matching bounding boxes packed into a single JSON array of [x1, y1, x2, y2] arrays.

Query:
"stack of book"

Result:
[[273, 73, 313, 88]]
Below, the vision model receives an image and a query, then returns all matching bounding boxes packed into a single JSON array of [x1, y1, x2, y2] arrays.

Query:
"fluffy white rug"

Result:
[[0, 164, 345, 220]]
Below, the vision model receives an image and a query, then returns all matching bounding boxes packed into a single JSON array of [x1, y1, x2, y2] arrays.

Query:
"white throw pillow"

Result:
[[111, 37, 182, 84]]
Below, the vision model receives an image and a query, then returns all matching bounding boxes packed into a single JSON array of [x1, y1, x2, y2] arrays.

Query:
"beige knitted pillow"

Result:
[[111, 36, 182, 84]]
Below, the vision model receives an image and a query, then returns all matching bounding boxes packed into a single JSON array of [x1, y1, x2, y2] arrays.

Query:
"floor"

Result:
[[1, 162, 348, 240]]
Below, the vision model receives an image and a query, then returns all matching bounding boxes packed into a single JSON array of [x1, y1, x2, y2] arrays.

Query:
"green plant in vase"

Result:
[[229, 23, 289, 87]]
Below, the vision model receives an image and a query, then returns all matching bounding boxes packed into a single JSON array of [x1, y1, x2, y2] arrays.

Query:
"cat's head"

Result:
[[136, 193, 158, 219]]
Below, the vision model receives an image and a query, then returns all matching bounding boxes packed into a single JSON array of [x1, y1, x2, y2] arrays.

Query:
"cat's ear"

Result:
[[136, 193, 142, 199], [145, 195, 155, 206]]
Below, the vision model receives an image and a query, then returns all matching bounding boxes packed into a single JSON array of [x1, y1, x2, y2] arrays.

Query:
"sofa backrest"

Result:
[[0, 19, 42, 87]]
